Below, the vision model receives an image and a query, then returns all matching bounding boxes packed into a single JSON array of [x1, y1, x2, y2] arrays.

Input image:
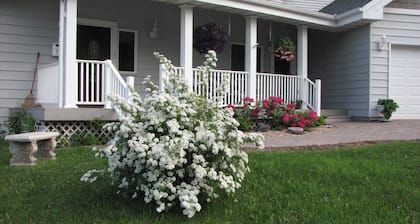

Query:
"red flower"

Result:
[[298, 122, 305, 129], [266, 110, 273, 116], [251, 107, 260, 117], [227, 104, 235, 109], [291, 123, 297, 127], [243, 104, 249, 109], [309, 111, 318, 120], [282, 113, 290, 123], [272, 101, 279, 107], [245, 96, 254, 103], [287, 103, 296, 109], [262, 100, 269, 108], [304, 119, 312, 125], [292, 114, 299, 120]]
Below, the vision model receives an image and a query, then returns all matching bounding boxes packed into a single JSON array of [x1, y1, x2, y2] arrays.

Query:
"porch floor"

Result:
[[27, 107, 118, 121]]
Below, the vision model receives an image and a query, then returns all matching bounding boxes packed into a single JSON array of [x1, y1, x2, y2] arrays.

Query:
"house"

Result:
[[1, 0, 419, 136]]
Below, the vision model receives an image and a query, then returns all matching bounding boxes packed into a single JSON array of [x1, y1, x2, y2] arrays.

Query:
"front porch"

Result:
[[36, 0, 323, 118]]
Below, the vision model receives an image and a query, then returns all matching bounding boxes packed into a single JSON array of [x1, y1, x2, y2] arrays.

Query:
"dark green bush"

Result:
[[3, 108, 35, 134]]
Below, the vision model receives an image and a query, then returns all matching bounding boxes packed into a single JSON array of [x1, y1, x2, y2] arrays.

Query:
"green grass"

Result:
[[0, 140, 418, 224]]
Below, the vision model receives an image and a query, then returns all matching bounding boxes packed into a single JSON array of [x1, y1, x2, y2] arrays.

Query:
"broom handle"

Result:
[[30, 52, 40, 93]]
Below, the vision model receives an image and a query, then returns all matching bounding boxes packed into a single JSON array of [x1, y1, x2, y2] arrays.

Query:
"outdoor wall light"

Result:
[[150, 18, 158, 39], [377, 35, 388, 51]]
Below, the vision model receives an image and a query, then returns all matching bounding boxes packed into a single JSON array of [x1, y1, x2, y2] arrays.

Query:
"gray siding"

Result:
[[309, 25, 371, 117], [387, 0, 420, 9], [370, 8, 420, 116], [0, 0, 59, 123]]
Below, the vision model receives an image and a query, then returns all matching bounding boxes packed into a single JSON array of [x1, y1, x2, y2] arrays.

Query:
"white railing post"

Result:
[[104, 62, 112, 109], [315, 79, 322, 116], [159, 64, 165, 91], [126, 76, 135, 99]]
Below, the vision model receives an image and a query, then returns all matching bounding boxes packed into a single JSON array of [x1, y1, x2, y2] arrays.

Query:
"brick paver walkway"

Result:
[[245, 120, 420, 150]]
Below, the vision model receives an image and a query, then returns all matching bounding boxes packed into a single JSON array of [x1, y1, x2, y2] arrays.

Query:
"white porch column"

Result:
[[297, 26, 308, 105], [180, 5, 194, 91], [245, 16, 258, 101], [63, 0, 78, 108]]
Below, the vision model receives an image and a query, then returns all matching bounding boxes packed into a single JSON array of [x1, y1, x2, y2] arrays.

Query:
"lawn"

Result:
[[0, 140, 418, 224]]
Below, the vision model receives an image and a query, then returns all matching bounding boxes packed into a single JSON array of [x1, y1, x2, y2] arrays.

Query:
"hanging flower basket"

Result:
[[274, 37, 295, 61], [193, 22, 228, 54]]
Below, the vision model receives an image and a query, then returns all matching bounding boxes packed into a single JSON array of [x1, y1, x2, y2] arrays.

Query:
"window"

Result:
[[230, 44, 261, 72], [119, 29, 138, 73]]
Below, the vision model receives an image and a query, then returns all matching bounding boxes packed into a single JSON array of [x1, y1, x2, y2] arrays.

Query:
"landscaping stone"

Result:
[[288, 127, 304, 134], [256, 123, 271, 132]]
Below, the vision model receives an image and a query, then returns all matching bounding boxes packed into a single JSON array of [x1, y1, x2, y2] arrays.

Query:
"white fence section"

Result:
[[158, 65, 321, 114], [76, 59, 134, 108]]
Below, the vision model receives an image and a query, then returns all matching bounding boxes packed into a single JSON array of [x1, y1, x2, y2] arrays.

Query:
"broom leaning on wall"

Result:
[[22, 52, 40, 109]]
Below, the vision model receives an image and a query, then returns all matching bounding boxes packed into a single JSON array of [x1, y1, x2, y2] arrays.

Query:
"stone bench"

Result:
[[5, 132, 59, 166]]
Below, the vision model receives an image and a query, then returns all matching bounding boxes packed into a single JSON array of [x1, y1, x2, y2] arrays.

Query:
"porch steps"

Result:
[[322, 109, 350, 123]]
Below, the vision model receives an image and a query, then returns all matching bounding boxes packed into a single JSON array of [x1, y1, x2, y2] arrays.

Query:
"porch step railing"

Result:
[[159, 66, 321, 115], [76, 59, 134, 109]]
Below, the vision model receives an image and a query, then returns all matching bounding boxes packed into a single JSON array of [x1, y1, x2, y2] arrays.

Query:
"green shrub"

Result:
[[3, 108, 35, 134], [377, 99, 399, 119]]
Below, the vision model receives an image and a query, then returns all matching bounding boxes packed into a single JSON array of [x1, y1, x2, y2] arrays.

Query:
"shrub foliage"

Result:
[[81, 51, 264, 218]]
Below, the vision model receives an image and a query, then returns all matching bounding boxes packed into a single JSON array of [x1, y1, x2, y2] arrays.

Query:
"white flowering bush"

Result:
[[81, 51, 264, 218]]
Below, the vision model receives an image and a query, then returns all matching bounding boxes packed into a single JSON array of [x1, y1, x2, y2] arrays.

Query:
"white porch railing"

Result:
[[159, 66, 321, 115], [76, 59, 134, 108], [256, 73, 300, 104], [192, 68, 248, 106]]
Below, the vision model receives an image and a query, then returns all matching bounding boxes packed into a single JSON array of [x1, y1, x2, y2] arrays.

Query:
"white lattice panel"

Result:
[[37, 121, 113, 147]]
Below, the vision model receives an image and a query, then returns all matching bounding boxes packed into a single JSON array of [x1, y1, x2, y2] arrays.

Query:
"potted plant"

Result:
[[377, 99, 399, 120], [193, 22, 228, 54], [274, 36, 295, 61]]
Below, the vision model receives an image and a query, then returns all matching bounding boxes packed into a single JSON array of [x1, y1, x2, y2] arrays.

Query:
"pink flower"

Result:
[[243, 104, 249, 109], [309, 111, 318, 120], [298, 122, 305, 129], [245, 96, 254, 103], [292, 114, 299, 120], [272, 101, 279, 107], [227, 104, 235, 109], [266, 110, 273, 116], [287, 103, 296, 109], [282, 113, 290, 123], [262, 100, 269, 108], [251, 107, 260, 117], [291, 123, 297, 127]]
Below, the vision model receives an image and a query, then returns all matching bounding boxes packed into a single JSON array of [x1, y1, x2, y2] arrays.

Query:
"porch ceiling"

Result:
[[154, 0, 374, 31]]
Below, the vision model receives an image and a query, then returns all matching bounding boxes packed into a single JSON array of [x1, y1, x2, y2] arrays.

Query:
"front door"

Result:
[[77, 25, 111, 60], [76, 25, 111, 105]]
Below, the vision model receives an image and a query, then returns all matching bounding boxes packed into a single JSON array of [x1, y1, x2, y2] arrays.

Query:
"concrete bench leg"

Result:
[[9, 141, 38, 166], [37, 138, 57, 160]]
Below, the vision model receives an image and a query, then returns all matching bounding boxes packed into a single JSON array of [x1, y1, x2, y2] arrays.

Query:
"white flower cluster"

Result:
[[81, 51, 264, 218]]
